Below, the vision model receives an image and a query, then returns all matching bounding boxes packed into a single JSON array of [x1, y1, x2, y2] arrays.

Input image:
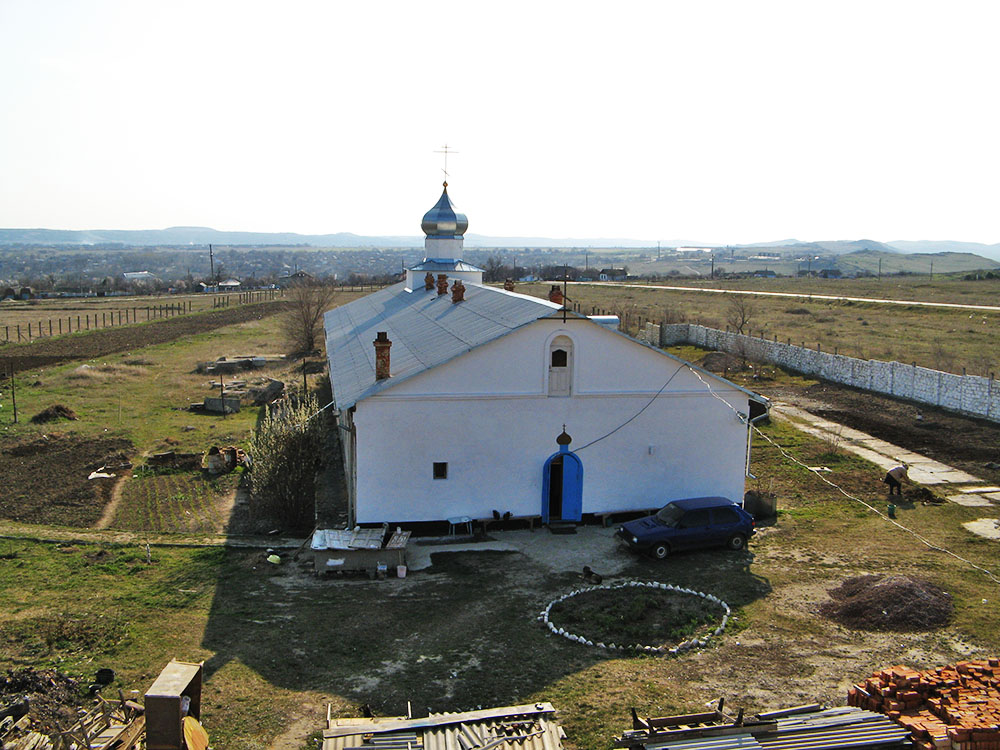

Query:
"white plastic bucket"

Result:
[[397, 565, 407, 578]]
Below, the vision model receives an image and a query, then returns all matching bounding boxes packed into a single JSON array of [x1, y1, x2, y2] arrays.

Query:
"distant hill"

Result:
[[835, 249, 999, 274], [1, 227, 998, 266], [889, 240, 1000, 262], [0, 226, 694, 250], [0, 227, 420, 248]]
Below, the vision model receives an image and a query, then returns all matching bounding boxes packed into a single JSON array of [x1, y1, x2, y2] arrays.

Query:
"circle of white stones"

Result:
[[538, 580, 731, 656]]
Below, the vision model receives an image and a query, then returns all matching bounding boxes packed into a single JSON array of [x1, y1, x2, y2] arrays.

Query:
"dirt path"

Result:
[[0, 520, 305, 550], [575, 281, 1000, 312], [94, 473, 130, 529]]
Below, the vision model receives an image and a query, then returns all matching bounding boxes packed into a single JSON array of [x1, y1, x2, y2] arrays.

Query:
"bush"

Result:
[[246, 395, 323, 532]]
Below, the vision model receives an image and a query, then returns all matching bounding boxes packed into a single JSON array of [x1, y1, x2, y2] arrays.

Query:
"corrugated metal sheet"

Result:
[[323, 279, 769, 413], [645, 735, 761, 750], [324, 704, 565, 750], [423, 716, 563, 750], [638, 708, 911, 750], [323, 282, 559, 410], [409, 260, 484, 272]]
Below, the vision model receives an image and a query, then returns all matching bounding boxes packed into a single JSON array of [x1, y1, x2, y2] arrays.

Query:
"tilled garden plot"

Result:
[[0, 434, 133, 526]]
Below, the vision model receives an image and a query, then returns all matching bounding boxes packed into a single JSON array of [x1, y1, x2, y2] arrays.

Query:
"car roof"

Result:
[[668, 496, 737, 511]]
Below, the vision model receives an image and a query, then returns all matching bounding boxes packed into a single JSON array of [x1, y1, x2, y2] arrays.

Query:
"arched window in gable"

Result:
[[548, 335, 573, 396]]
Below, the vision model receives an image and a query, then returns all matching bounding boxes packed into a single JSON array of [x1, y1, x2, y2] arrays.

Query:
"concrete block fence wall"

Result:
[[644, 322, 1000, 424]]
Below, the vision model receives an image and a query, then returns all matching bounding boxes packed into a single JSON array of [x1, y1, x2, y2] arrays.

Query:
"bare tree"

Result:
[[281, 282, 339, 354], [483, 254, 506, 283], [726, 293, 756, 335]]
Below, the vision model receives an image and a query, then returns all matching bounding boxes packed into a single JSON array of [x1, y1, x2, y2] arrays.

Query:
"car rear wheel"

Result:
[[727, 533, 747, 551], [650, 543, 670, 560]]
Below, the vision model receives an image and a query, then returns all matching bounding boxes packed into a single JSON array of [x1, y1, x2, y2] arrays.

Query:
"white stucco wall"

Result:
[[351, 319, 753, 523]]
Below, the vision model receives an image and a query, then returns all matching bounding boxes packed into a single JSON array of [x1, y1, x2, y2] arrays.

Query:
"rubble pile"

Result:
[[820, 575, 952, 631], [1, 667, 146, 750], [0, 668, 83, 734], [848, 659, 1000, 750]]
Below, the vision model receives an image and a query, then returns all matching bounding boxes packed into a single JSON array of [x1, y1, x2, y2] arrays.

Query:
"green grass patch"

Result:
[[0, 314, 288, 456]]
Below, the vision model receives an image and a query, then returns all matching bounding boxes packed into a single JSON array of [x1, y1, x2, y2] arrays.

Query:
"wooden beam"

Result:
[[324, 703, 556, 739]]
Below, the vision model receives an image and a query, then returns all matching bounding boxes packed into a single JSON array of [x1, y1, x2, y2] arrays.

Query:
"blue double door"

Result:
[[542, 449, 583, 524]]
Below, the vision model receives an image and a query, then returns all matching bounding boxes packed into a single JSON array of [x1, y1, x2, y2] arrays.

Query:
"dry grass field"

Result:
[[0, 290, 277, 343], [517, 278, 1000, 376]]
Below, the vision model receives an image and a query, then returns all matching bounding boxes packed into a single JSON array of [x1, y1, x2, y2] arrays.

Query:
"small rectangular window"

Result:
[[433, 462, 448, 480]]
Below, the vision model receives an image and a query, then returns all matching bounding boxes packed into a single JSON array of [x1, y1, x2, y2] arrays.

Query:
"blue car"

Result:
[[617, 496, 755, 559]]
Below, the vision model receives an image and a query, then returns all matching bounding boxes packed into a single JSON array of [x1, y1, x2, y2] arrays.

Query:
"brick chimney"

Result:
[[373, 331, 391, 380], [503, 279, 515, 291], [436, 274, 448, 296], [424, 272, 435, 291], [548, 285, 564, 305], [451, 279, 465, 303]]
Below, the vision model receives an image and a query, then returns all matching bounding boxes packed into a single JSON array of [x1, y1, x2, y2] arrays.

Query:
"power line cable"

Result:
[[684, 366, 1000, 586], [574, 362, 688, 453]]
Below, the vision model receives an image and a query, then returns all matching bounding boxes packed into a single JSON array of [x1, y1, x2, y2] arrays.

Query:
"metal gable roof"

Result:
[[323, 282, 769, 413], [409, 258, 484, 272], [324, 282, 561, 410]]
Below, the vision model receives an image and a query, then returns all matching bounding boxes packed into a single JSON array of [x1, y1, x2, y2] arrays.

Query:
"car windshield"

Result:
[[655, 502, 684, 527]]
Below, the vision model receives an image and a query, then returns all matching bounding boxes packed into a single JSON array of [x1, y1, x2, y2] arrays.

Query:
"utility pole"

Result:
[[9, 363, 16, 424], [711, 255, 715, 278], [562, 266, 569, 323], [209, 244, 215, 281], [656, 241, 660, 261], [878, 257, 882, 281]]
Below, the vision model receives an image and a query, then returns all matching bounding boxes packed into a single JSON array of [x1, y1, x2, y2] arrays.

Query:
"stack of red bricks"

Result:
[[848, 659, 1000, 750]]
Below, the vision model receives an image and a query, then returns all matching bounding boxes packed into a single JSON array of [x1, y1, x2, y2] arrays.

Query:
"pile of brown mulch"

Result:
[[905, 486, 944, 504], [820, 575, 952, 631], [0, 667, 85, 734], [29, 404, 79, 423]]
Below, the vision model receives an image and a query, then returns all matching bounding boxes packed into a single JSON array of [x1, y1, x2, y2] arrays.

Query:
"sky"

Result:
[[1, 1, 998, 245]]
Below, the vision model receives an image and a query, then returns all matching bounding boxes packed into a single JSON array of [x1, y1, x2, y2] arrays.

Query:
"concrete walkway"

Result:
[[770, 402, 1000, 539], [406, 525, 634, 574], [771, 403, 982, 485]]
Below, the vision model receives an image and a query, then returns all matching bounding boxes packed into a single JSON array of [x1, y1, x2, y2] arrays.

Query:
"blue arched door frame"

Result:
[[542, 444, 583, 524]]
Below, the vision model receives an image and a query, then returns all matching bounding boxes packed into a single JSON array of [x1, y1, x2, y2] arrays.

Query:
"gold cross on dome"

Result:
[[434, 144, 459, 181]]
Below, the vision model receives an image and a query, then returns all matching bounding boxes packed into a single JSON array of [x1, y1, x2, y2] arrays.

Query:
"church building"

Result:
[[324, 183, 769, 526]]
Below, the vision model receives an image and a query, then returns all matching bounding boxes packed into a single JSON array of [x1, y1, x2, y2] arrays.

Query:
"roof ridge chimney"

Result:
[[373, 331, 392, 380]]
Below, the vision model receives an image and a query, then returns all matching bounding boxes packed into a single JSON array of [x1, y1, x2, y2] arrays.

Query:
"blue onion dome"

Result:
[[421, 182, 468, 238]]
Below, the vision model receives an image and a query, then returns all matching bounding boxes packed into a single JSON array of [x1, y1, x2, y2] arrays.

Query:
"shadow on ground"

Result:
[[199, 541, 770, 716]]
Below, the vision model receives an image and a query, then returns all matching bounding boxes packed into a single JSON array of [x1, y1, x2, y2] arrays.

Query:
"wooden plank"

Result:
[[324, 703, 556, 739], [106, 715, 145, 749]]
